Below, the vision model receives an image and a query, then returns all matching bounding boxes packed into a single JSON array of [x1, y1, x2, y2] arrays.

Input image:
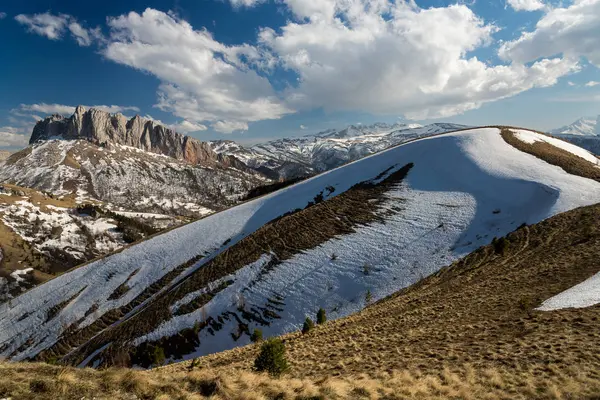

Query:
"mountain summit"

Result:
[[550, 115, 600, 136], [30, 106, 219, 165]]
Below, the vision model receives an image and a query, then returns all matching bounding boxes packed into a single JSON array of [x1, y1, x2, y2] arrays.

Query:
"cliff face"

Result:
[[30, 106, 220, 165]]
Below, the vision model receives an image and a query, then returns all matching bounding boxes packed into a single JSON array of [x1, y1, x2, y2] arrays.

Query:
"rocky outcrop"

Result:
[[30, 106, 220, 166]]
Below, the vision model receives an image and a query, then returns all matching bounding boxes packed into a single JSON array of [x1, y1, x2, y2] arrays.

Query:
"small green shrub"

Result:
[[302, 317, 315, 334], [250, 328, 263, 343], [152, 345, 166, 367], [316, 308, 327, 325], [254, 338, 289, 376], [365, 290, 373, 305]]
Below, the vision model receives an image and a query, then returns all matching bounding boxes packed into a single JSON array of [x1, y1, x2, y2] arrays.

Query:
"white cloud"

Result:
[[499, 0, 600, 67], [0, 127, 30, 148], [103, 8, 292, 132], [585, 80, 600, 87], [212, 120, 249, 133], [15, 12, 103, 46], [259, 1, 577, 119], [16, 103, 140, 115], [229, 0, 265, 7], [300, 124, 307, 129], [568, 81, 576, 86], [0, 12, 7, 20], [143, 115, 207, 133], [15, 12, 69, 40], [506, 0, 545, 12], [68, 22, 92, 46]]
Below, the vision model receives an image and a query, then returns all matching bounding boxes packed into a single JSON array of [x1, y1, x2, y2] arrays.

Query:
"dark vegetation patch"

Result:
[[500, 128, 600, 181], [55, 163, 414, 368], [107, 269, 140, 301], [45, 287, 86, 323], [242, 176, 311, 201]]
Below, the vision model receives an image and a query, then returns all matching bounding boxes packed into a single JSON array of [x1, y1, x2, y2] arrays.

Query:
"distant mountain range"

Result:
[[549, 115, 600, 155], [209, 122, 468, 179], [550, 115, 600, 136]]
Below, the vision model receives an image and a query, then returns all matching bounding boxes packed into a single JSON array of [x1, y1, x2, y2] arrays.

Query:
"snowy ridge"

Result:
[[2, 127, 600, 365], [210, 122, 468, 179]]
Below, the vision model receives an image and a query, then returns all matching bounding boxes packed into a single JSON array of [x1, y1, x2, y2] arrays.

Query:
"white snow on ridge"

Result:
[[513, 129, 600, 166], [537, 272, 600, 311], [3, 127, 600, 363]]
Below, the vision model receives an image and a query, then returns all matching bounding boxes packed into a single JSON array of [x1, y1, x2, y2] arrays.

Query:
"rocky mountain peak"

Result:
[[29, 106, 221, 166]]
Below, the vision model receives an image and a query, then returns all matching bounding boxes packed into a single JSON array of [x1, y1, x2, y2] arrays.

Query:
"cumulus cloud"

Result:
[[585, 81, 600, 87], [567, 81, 576, 86], [0, 127, 30, 148], [300, 124, 307, 129], [102, 9, 292, 132], [17, 2, 587, 133], [16, 103, 140, 115], [259, 0, 577, 119], [15, 12, 103, 46], [499, 0, 600, 67], [506, 0, 545, 12], [0, 12, 7, 20]]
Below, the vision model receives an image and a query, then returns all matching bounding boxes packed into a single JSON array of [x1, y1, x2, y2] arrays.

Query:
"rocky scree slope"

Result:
[[1, 127, 600, 369]]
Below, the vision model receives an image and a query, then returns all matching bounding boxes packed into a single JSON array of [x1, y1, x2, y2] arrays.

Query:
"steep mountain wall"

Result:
[[30, 106, 219, 166]]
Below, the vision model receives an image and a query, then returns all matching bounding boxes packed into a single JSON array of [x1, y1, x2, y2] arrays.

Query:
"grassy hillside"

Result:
[[2, 202, 600, 399]]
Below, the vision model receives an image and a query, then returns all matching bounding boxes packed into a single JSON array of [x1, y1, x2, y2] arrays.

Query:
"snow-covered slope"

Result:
[[210, 122, 468, 179], [550, 115, 600, 136], [2, 127, 600, 368]]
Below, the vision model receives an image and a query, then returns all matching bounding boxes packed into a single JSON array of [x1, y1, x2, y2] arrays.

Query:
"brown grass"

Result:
[[501, 128, 600, 181], [1, 360, 599, 400]]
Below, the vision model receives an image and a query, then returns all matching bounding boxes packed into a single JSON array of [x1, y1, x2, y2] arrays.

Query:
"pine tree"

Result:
[[250, 328, 263, 343], [302, 317, 315, 334], [316, 308, 327, 325], [254, 338, 289, 376]]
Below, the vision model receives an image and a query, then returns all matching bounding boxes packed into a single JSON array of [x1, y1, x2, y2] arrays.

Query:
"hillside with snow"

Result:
[[1, 126, 600, 369], [210, 122, 468, 179]]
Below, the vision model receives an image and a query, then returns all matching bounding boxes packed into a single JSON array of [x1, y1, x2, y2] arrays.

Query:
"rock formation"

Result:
[[30, 106, 220, 165]]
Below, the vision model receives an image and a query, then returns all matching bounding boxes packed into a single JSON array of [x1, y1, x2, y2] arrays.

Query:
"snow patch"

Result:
[[537, 272, 600, 311]]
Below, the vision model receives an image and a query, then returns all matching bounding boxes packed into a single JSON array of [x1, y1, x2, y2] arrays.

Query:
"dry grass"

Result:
[[1, 360, 599, 400]]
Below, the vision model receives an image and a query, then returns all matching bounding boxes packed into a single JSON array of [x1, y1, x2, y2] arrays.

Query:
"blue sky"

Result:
[[1, 0, 600, 149]]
